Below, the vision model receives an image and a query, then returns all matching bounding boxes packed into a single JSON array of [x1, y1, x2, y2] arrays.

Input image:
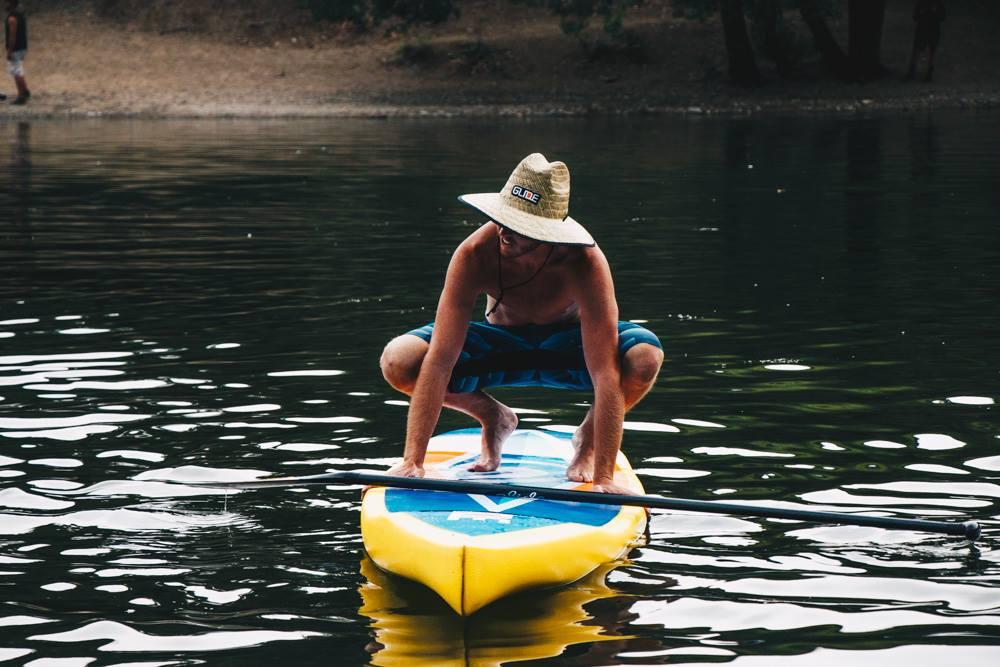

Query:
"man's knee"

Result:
[[622, 343, 664, 387], [380, 335, 428, 393]]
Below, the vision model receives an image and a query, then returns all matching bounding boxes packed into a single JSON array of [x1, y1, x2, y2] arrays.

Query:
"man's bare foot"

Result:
[[591, 481, 638, 496], [468, 402, 518, 472], [566, 424, 594, 482]]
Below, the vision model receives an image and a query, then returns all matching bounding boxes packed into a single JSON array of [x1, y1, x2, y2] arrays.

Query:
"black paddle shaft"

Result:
[[195, 469, 982, 541]]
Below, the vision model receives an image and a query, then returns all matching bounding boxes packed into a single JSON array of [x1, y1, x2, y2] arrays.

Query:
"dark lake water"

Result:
[[0, 114, 998, 666]]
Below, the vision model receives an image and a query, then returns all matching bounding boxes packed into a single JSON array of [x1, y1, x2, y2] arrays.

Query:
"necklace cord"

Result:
[[486, 240, 554, 317]]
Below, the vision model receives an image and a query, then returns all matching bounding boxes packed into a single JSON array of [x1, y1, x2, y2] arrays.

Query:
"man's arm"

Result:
[[390, 243, 480, 477], [576, 248, 630, 494]]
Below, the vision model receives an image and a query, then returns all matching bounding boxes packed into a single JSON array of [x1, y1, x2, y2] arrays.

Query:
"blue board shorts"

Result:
[[406, 320, 661, 393]]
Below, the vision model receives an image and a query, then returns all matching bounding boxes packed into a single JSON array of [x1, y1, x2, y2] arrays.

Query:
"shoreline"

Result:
[[3, 92, 996, 121], [1, 1, 997, 121]]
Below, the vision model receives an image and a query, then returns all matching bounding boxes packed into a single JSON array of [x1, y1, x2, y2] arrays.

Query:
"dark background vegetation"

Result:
[[69, 0, 997, 85]]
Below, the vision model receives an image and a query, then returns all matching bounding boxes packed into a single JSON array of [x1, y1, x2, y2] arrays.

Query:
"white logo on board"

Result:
[[467, 494, 536, 513]]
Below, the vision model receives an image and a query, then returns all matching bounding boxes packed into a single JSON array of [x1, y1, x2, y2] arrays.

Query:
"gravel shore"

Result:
[[1, 1, 997, 119]]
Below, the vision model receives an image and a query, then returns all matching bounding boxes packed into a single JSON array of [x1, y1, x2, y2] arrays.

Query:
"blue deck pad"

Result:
[[385, 427, 622, 536], [441, 453, 570, 486], [384, 488, 619, 529]]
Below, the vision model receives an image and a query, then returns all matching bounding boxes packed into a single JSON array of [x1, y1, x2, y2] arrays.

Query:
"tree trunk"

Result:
[[798, 0, 851, 78], [755, 0, 794, 78], [719, 0, 760, 86], [848, 0, 887, 80]]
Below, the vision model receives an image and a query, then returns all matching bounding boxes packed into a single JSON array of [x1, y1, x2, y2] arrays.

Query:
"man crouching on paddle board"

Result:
[[380, 153, 663, 495]]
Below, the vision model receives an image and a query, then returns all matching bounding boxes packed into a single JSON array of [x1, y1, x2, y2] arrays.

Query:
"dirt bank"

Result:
[[2, 0, 998, 118]]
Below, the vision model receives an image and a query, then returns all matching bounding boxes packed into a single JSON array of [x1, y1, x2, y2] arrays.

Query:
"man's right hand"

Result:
[[387, 461, 425, 478]]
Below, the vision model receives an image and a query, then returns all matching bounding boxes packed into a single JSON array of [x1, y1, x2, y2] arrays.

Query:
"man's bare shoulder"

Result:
[[562, 243, 610, 277], [445, 223, 495, 291], [453, 223, 496, 263]]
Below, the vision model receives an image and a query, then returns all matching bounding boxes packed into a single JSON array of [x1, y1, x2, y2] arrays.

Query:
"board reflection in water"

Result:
[[359, 557, 645, 667]]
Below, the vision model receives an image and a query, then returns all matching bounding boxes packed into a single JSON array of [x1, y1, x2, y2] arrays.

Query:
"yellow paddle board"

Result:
[[361, 428, 647, 615]]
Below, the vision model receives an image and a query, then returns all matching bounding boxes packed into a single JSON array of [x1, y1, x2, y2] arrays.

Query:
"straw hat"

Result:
[[458, 153, 595, 247]]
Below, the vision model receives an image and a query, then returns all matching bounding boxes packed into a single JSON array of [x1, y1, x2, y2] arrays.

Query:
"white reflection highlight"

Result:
[[24, 380, 169, 391], [693, 447, 794, 458], [633, 468, 711, 479], [0, 352, 132, 364], [965, 455, 1000, 472], [42, 370, 123, 379], [28, 620, 322, 651], [263, 443, 340, 452], [3, 425, 118, 441], [187, 586, 253, 604], [96, 569, 189, 578], [0, 615, 53, 626], [727, 646, 1000, 666], [846, 481, 1000, 498], [41, 582, 76, 592], [0, 373, 49, 386], [905, 464, 969, 475], [630, 597, 1000, 633], [0, 507, 250, 536], [58, 328, 111, 335], [947, 396, 994, 405], [623, 421, 681, 433], [134, 465, 269, 484], [799, 489, 988, 508], [28, 459, 84, 468], [672, 418, 726, 428], [95, 585, 128, 593], [0, 649, 31, 662], [864, 440, 906, 449], [915, 433, 965, 450], [268, 370, 344, 377], [0, 489, 75, 510], [96, 451, 166, 463]]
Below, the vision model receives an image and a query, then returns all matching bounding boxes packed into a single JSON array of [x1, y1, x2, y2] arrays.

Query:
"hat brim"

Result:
[[458, 193, 595, 247]]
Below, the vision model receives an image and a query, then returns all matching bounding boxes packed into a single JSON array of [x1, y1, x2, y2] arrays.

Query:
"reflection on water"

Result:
[[0, 115, 997, 664], [359, 558, 640, 666]]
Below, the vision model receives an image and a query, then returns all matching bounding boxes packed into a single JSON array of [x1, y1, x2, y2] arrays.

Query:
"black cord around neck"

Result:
[[486, 240, 554, 317]]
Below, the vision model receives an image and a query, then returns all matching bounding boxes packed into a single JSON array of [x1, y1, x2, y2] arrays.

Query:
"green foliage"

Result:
[[672, 0, 842, 22], [371, 0, 457, 25], [387, 37, 508, 75], [390, 38, 440, 66], [301, 0, 457, 28], [302, 0, 368, 24], [514, 0, 643, 36], [671, 0, 716, 21], [451, 39, 507, 75]]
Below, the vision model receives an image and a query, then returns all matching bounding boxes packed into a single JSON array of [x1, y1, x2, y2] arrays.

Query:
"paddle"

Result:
[[186, 469, 982, 541]]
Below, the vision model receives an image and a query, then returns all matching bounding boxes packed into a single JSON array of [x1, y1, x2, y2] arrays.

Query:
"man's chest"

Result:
[[487, 275, 579, 325]]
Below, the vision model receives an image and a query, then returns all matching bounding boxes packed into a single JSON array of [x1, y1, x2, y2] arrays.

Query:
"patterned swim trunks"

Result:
[[6, 50, 25, 78], [406, 320, 661, 393]]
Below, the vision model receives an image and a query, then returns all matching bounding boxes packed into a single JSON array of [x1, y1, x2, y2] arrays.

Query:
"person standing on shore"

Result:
[[905, 0, 946, 82], [5, 0, 30, 105]]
